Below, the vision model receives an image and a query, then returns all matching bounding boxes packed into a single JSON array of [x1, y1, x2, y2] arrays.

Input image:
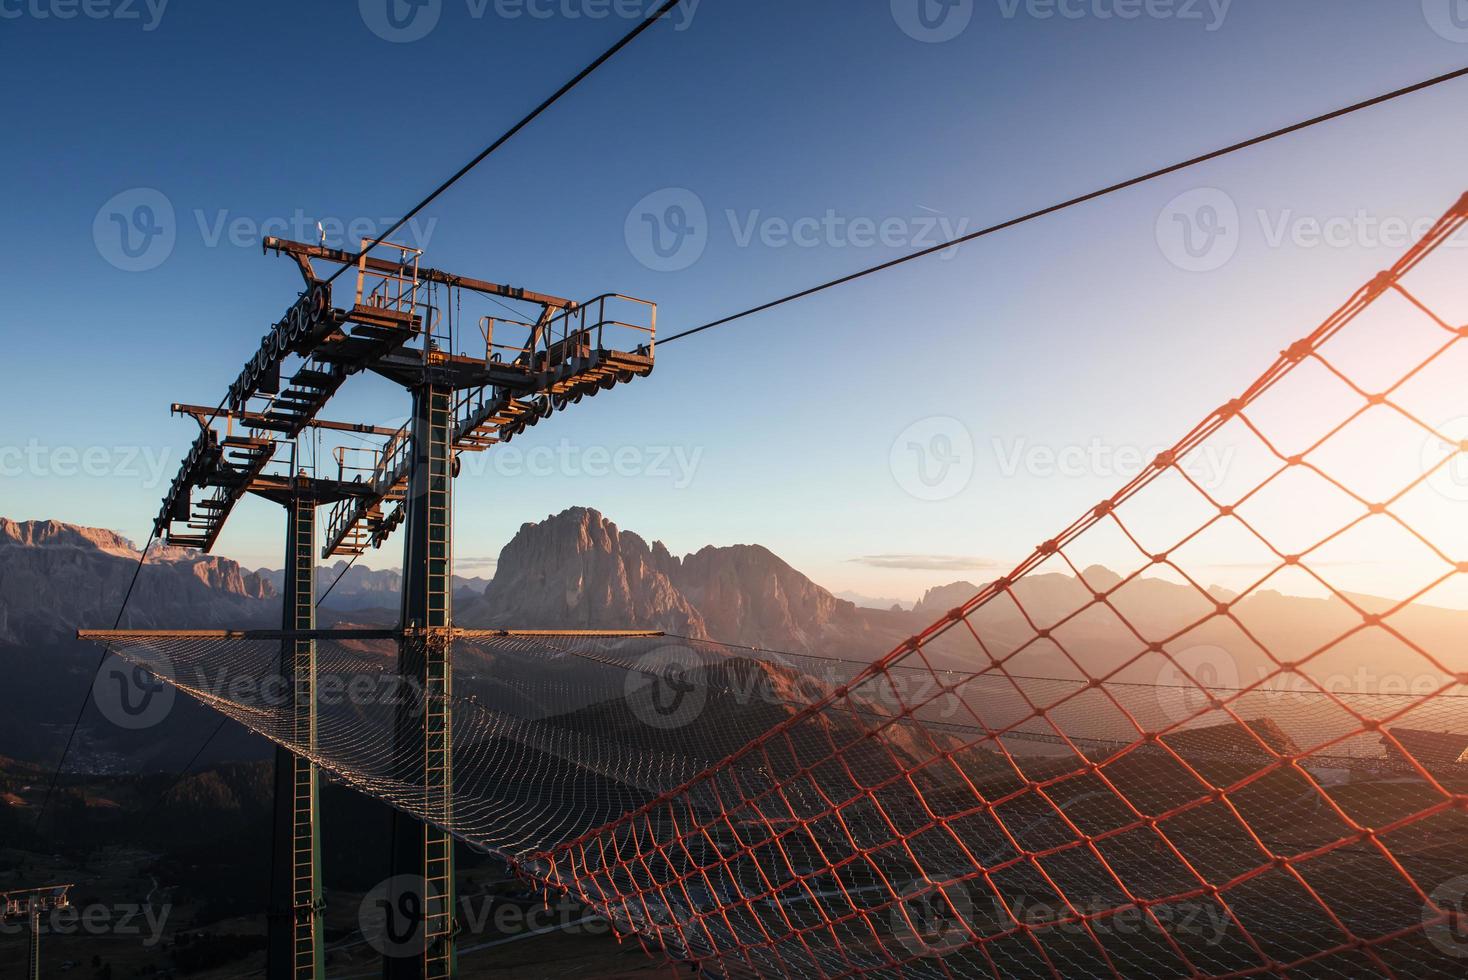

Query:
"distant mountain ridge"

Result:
[[5, 512, 1464, 687], [462, 508, 884, 654], [254, 562, 491, 612], [0, 518, 276, 645]]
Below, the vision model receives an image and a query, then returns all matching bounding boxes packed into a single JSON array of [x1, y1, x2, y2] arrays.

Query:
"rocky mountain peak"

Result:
[[472, 508, 707, 636], [675, 543, 859, 651], [0, 518, 137, 555], [463, 508, 867, 653], [0, 518, 276, 645], [912, 580, 983, 617]]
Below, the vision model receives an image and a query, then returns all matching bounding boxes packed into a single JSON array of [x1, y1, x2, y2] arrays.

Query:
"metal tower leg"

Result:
[[269, 488, 324, 979], [387, 383, 456, 979], [27, 898, 40, 980]]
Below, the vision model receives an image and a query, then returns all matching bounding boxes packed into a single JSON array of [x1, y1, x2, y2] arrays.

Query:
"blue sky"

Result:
[[4, 0, 1468, 602]]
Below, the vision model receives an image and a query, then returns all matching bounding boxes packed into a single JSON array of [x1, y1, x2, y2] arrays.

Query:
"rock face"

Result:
[[911, 580, 984, 618], [468, 508, 707, 636], [0, 519, 276, 645], [676, 544, 865, 652], [463, 508, 872, 653]]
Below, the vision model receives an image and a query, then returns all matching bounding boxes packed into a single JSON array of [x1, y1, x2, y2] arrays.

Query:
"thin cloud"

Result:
[[846, 554, 1003, 572]]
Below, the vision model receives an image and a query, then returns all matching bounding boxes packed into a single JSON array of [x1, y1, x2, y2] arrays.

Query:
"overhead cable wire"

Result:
[[35, 531, 157, 828], [320, 0, 685, 288], [658, 64, 1468, 346]]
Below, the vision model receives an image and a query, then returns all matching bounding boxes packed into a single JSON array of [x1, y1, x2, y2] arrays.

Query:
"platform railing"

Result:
[[452, 295, 656, 441], [537, 293, 657, 366], [479, 314, 539, 364], [322, 423, 411, 552], [355, 238, 423, 315]]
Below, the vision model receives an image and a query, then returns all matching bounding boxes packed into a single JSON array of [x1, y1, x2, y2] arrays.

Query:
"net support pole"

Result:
[[268, 482, 325, 980], [27, 897, 40, 980], [387, 382, 457, 980]]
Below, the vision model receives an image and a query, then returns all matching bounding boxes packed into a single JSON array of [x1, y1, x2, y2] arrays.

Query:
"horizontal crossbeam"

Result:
[[263, 237, 575, 310], [77, 628, 666, 641]]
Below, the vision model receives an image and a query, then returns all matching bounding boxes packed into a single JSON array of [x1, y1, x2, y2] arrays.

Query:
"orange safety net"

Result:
[[516, 193, 1468, 978]]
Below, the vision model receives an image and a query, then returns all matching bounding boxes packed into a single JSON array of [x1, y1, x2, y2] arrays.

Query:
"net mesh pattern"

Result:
[[85, 193, 1468, 977]]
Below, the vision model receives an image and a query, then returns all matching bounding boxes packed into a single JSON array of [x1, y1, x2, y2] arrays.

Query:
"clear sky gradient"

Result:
[[4, 0, 1468, 603]]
